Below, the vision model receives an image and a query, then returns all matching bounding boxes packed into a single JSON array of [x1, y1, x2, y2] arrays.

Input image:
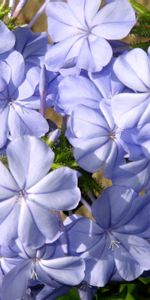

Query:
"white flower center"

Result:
[[109, 240, 120, 251], [17, 190, 27, 204]]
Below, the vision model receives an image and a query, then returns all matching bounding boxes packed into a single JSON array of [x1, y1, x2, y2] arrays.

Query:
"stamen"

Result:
[[109, 240, 120, 251], [31, 269, 38, 280]]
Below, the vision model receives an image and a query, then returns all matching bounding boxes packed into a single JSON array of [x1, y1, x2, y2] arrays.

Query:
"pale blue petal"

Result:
[[28, 167, 81, 211], [7, 136, 54, 189]]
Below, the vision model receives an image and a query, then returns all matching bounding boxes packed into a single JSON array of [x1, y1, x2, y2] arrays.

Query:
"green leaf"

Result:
[[0, 155, 8, 166], [131, 41, 150, 50], [129, 0, 150, 17], [0, 6, 10, 19], [57, 288, 80, 300], [138, 277, 150, 285]]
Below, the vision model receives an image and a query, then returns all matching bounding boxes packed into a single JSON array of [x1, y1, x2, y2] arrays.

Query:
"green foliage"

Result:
[[0, 5, 10, 20], [0, 155, 8, 166], [129, 0, 150, 49], [44, 131, 102, 198], [129, 0, 150, 21], [0, 4, 16, 29], [57, 288, 79, 300]]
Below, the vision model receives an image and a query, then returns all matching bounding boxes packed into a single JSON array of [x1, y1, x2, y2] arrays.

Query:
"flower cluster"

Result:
[[0, 0, 150, 299]]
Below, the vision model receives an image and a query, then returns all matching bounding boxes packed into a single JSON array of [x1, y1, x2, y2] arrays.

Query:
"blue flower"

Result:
[[112, 48, 150, 160], [45, 0, 136, 72], [0, 51, 48, 148], [14, 27, 48, 68], [66, 100, 125, 177], [112, 159, 150, 193], [58, 58, 124, 115], [65, 186, 150, 286], [0, 21, 15, 55], [1, 240, 85, 300], [0, 135, 81, 247]]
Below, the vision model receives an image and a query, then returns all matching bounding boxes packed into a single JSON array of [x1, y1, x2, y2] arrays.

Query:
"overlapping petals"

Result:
[[66, 102, 125, 177], [112, 48, 150, 160], [0, 136, 81, 247], [65, 186, 150, 286], [1, 241, 85, 300], [0, 51, 48, 148], [45, 0, 136, 72]]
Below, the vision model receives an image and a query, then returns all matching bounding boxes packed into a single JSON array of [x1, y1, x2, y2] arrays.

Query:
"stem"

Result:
[[28, 0, 49, 28], [8, 0, 16, 17], [1, 0, 7, 8], [87, 191, 96, 203], [39, 64, 47, 117], [81, 198, 92, 213], [13, 0, 28, 18]]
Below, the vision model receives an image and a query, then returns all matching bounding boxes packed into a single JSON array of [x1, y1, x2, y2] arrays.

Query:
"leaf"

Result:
[[129, 0, 150, 17], [58, 288, 79, 300]]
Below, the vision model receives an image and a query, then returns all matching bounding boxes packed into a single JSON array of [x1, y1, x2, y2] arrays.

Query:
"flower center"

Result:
[[109, 131, 116, 140], [109, 240, 120, 251], [31, 257, 41, 280], [107, 230, 121, 251], [17, 190, 27, 204]]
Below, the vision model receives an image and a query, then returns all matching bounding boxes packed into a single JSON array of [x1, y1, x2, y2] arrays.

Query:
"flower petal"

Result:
[[18, 200, 61, 247], [7, 136, 54, 189], [2, 261, 31, 300], [68, 0, 101, 27], [92, 0, 136, 40], [0, 21, 15, 54], [114, 234, 150, 281], [58, 75, 101, 115], [28, 167, 81, 211], [113, 48, 150, 91], [77, 36, 112, 72], [39, 256, 85, 286]]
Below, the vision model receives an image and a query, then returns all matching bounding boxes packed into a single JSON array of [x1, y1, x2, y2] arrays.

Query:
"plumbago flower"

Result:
[[1, 240, 85, 300], [45, 0, 136, 73], [58, 59, 125, 115], [0, 21, 15, 55], [65, 186, 150, 287], [66, 100, 125, 177], [112, 159, 150, 193], [13, 27, 48, 68], [0, 50, 48, 148], [112, 47, 150, 160], [0, 135, 81, 247]]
